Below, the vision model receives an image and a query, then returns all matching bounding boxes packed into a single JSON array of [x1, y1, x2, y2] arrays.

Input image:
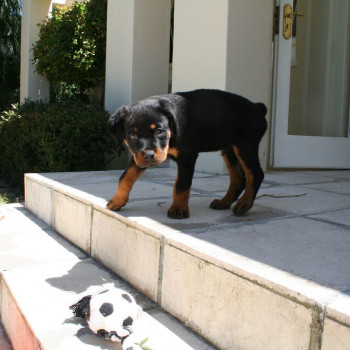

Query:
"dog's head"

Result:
[[109, 97, 177, 168]]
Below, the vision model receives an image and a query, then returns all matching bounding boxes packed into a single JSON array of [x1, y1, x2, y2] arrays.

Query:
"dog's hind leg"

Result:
[[232, 143, 264, 215], [210, 147, 245, 210]]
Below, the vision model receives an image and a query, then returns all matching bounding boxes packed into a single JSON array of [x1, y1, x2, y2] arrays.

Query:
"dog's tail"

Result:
[[255, 102, 268, 138], [256, 102, 267, 117]]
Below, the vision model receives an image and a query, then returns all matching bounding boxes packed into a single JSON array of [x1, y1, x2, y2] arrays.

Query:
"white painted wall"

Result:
[[172, 0, 229, 92], [171, 0, 274, 173], [20, 0, 51, 103], [104, 0, 171, 114]]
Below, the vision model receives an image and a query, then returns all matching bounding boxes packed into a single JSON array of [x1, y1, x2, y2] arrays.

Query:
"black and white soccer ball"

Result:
[[70, 286, 140, 343]]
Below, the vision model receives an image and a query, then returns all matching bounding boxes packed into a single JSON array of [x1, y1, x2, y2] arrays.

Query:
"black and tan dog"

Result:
[[107, 89, 267, 219]]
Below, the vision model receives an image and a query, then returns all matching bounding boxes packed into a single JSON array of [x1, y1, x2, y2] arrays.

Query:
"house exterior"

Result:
[[20, 0, 350, 172]]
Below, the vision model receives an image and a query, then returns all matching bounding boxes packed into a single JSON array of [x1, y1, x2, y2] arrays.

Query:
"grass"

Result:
[[135, 338, 153, 350], [0, 193, 9, 206]]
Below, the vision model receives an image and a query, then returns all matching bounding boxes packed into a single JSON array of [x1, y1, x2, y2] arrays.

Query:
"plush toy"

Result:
[[70, 286, 140, 345]]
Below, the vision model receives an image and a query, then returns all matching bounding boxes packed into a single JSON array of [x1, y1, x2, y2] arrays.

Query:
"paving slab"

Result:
[[0, 204, 86, 269], [255, 184, 350, 215], [263, 170, 339, 185]]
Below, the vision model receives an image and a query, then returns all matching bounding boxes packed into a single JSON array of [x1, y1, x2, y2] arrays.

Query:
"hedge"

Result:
[[0, 100, 113, 185]]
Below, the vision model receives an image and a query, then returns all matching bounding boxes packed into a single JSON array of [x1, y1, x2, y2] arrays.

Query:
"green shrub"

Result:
[[32, 0, 107, 97], [0, 0, 21, 111], [0, 100, 113, 185]]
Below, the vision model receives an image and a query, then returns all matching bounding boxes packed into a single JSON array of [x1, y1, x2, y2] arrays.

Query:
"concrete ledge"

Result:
[[23, 170, 350, 349], [161, 244, 313, 349]]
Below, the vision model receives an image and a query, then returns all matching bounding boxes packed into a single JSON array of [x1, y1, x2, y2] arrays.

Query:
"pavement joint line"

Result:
[[302, 215, 350, 230], [89, 203, 94, 255], [298, 185, 350, 197], [156, 235, 166, 305], [308, 303, 325, 350]]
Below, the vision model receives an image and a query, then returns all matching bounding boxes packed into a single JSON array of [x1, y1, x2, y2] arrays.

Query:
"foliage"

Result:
[[0, 100, 113, 185], [50, 81, 81, 104], [135, 338, 153, 350], [32, 0, 107, 96], [0, 0, 21, 111], [0, 193, 9, 206]]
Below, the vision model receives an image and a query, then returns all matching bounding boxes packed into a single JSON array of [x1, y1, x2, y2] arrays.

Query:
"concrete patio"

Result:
[[1, 167, 350, 349]]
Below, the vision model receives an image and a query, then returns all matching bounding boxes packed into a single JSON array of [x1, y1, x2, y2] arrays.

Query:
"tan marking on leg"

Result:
[[233, 146, 254, 215], [210, 152, 244, 209], [107, 164, 145, 211], [167, 177, 190, 219]]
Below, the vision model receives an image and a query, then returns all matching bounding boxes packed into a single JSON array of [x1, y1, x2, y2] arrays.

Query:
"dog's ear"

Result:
[[108, 105, 130, 148], [158, 99, 177, 138]]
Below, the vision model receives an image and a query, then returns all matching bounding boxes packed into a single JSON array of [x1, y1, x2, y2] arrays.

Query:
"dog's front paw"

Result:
[[167, 206, 190, 219], [107, 199, 125, 211]]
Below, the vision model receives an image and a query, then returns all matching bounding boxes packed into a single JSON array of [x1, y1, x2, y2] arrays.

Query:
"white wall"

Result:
[[104, 0, 171, 114], [20, 0, 51, 103], [172, 0, 229, 92]]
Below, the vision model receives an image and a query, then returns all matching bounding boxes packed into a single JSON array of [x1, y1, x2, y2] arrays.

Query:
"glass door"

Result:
[[271, 0, 350, 168]]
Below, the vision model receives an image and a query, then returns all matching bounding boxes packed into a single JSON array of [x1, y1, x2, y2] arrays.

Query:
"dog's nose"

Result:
[[142, 150, 155, 160]]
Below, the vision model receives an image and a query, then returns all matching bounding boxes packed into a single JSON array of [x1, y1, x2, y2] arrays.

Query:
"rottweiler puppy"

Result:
[[107, 89, 267, 219]]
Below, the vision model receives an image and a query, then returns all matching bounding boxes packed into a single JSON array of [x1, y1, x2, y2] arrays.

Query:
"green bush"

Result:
[[32, 0, 107, 96], [0, 100, 113, 185], [0, 0, 21, 111]]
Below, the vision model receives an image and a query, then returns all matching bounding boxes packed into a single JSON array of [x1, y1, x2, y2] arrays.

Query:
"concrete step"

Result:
[[0, 203, 216, 350], [22, 169, 350, 349]]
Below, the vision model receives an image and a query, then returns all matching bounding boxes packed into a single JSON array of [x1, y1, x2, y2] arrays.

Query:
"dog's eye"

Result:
[[154, 128, 164, 136]]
